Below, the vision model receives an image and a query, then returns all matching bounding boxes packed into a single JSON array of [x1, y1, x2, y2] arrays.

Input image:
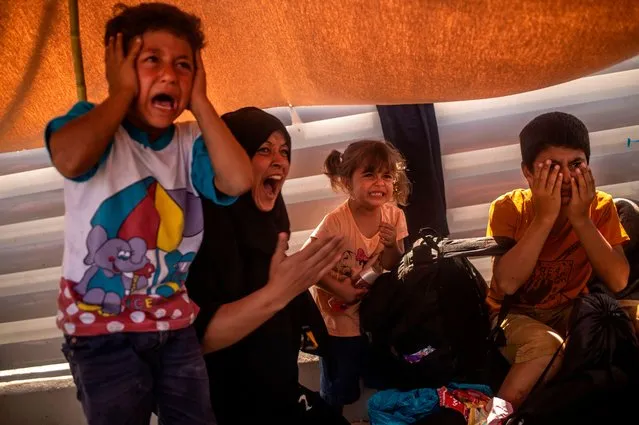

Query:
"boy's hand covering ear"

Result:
[[105, 33, 142, 98], [189, 49, 208, 113]]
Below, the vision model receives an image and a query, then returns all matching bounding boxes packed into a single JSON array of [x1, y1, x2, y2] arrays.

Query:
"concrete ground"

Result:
[[0, 354, 373, 424]]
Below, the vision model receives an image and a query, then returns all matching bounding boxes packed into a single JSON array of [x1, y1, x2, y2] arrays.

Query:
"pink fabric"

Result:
[[309, 201, 408, 336]]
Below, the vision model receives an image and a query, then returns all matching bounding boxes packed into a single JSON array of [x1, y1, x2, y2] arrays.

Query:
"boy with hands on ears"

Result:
[[46, 3, 253, 424]]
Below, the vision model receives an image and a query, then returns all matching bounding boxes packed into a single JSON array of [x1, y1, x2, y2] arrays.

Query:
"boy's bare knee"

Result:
[[499, 353, 561, 409]]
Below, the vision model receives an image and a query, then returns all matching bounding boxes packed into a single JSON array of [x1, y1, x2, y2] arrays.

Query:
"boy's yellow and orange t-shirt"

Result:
[[486, 189, 628, 313]]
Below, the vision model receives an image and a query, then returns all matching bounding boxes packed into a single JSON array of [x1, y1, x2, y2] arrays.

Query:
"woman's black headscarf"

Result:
[[185, 107, 332, 425], [218, 107, 292, 263], [188, 106, 292, 332], [222, 106, 292, 160]]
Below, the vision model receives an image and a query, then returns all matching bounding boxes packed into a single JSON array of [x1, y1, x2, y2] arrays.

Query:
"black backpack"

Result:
[[359, 230, 514, 391], [589, 198, 639, 300], [505, 293, 639, 425]]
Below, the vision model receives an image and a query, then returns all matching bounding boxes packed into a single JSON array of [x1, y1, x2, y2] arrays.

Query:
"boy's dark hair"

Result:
[[105, 3, 205, 55], [520, 112, 590, 171]]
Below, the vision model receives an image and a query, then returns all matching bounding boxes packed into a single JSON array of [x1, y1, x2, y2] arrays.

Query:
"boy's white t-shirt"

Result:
[[46, 101, 235, 336], [309, 200, 408, 337]]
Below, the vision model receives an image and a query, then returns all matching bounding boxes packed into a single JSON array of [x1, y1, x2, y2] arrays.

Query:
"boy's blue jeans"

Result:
[[62, 325, 215, 425]]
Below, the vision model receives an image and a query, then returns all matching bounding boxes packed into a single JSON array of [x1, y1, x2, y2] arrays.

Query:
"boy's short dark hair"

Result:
[[519, 112, 591, 170], [104, 3, 205, 55]]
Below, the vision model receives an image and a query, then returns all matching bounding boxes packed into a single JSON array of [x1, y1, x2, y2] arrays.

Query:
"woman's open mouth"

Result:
[[262, 174, 284, 198]]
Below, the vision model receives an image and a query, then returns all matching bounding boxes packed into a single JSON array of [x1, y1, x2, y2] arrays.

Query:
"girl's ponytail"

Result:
[[324, 150, 344, 192]]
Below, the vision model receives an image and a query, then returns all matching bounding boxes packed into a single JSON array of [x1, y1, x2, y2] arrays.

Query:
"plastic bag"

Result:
[[368, 388, 440, 425], [467, 407, 488, 425], [438, 387, 491, 424], [485, 397, 512, 425], [368, 383, 492, 425]]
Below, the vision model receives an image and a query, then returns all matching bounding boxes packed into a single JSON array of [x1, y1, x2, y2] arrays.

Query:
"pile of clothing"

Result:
[[368, 383, 512, 425]]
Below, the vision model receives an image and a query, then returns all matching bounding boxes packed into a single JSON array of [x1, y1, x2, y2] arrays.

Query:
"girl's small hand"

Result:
[[379, 222, 397, 248]]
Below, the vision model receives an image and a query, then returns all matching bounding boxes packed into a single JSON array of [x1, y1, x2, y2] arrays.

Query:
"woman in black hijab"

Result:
[[186, 107, 349, 425]]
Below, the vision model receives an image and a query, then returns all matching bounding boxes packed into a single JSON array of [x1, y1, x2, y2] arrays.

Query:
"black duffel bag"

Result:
[[505, 293, 639, 425]]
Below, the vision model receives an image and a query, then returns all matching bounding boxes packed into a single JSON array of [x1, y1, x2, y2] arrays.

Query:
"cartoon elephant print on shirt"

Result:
[[75, 225, 155, 315]]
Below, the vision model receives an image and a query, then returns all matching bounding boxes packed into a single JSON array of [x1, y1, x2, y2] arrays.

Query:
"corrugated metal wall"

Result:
[[1, 56, 638, 382]]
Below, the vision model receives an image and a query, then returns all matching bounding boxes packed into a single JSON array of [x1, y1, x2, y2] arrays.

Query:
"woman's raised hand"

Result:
[[268, 233, 344, 302]]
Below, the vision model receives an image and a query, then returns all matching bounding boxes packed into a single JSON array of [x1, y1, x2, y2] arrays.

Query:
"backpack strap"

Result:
[[528, 336, 567, 395], [505, 310, 597, 424], [413, 228, 515, 260], [504, 339, 567, 425], [438, 236, 516, 259], [487, 295, 512, 347]]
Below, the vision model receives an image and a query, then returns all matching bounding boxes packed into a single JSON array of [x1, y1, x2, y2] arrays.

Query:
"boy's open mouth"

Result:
[[262, 174, 283, 198], [151, 93, 177, 111]]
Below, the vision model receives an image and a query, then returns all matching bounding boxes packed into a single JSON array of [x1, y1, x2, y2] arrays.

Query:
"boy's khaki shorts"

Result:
[[619, 299, 639, 334], [497, 300, 639, 365]]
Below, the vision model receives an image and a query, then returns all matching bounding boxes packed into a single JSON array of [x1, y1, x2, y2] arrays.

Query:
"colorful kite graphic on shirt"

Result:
[[73, 177, 203, 315]]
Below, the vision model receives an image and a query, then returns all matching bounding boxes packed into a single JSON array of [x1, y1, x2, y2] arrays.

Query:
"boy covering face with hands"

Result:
[[486, 112, 638, 410]]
